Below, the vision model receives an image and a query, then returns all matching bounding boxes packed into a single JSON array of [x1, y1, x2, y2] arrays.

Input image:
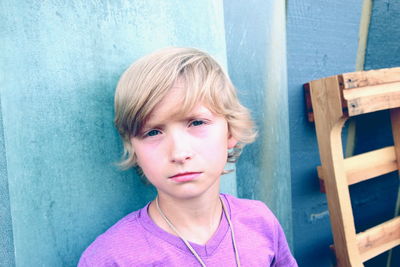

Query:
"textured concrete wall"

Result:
[[0, 1, 230, 266], [287, 0, 363, 266], [224, 0, 292, 246]]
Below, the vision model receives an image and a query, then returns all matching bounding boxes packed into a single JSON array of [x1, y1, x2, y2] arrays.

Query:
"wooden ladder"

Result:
[[304, 67, 400, 267]]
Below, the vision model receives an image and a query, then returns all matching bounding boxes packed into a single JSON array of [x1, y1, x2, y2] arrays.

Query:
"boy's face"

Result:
[[130, 81, 237, 200]]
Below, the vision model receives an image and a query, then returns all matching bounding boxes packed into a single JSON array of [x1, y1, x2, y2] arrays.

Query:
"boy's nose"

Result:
[[171, 152, 193, 164], [168, 131, 193, 164]]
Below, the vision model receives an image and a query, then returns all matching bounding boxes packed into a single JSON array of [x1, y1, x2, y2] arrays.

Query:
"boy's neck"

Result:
[[148, 188, 223, 245]]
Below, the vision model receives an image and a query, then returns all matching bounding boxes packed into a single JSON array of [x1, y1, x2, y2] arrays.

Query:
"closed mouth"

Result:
[[169, 172, 201, 178], [168, 172, 202, 182]]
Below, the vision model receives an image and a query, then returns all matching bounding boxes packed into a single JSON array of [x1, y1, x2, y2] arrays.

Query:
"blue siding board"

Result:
[[223, 0, 293, 247], [361, 1, 400, 266], [0, 95, 15, 267], [287, 0, 363, 265], [364, 0, 400, 70]]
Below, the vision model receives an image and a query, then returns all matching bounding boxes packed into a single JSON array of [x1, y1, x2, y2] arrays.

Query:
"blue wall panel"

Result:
[[287, 0, 363, 265], [3, 0, 398, 265], [0, 96, 15, 267], [0, 1, 229, 265], [360, 1, 400, 266], [364, 0, 400, 70], [224, 0, 293, 246]]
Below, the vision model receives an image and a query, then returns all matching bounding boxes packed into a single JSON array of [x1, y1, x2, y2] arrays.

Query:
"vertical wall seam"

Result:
[[260, 0, 293, 248], [345, 0, 373, 158], [356, 0, 373, 71], [284, 0, 294, 250], [0, 92, 16, 267], [218, 0, 238, 197]]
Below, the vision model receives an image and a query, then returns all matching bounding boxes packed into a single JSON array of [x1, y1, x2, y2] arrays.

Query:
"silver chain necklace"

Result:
[[155, 196, 241, 267]]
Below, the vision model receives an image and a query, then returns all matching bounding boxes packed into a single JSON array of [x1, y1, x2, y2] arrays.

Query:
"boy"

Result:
[[79, 47, 297, 266]]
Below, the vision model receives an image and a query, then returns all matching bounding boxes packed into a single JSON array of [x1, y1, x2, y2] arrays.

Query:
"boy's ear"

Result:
[[227, 134, 238, 149]]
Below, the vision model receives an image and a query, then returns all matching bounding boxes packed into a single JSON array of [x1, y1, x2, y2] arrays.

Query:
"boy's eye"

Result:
[[145, 129, 161, 137], [190, 120, 205, 127]]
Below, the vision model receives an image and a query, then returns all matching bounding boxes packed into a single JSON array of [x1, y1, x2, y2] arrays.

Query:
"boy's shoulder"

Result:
[[223, 194, 298, 266], [223, 193, 277, 221], [222, 193, 281, 236]]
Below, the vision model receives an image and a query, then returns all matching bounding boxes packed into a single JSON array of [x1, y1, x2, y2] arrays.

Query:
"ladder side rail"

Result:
[[309, 77, 363, 267]]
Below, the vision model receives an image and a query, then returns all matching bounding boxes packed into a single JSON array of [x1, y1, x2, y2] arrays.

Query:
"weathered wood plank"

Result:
[[389, 107, 400, 265], [309, 76, 362, 267], [342, 67, 400, 89], [317, 146, 398, 189], [345, 146, 397, 184], [343, 82, 400, 116], [356, 217, 400, 262], [307, 68, 400, 266]]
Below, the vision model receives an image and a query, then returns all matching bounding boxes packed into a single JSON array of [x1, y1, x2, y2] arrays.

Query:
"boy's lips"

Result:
[[169, 172, 202, 182]]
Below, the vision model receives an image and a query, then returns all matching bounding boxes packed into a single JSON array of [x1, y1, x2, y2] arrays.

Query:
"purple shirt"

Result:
[[78, 194, 297, 266]]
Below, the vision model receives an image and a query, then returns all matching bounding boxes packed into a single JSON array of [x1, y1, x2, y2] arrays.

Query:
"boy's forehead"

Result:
[[141, 79, 216, 127], [145, 81, 189, 121], [150, 84, 186, 115], [146, 106, 184, 123]]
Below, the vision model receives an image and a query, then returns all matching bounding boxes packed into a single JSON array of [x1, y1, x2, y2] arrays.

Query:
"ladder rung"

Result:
[[342, 67, 400, 89], [356, 216, 400, 262], [306, 67, 400, 266], [343, 81, 400, 116], [345, 146, 398, 185], [317, 146, 398, 190]]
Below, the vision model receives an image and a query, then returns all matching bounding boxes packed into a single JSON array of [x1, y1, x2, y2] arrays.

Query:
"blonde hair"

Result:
[[114, 47, 257, 169]]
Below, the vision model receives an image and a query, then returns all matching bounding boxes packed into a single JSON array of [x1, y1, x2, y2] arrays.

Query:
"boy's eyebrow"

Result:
[[141, 121, 164, 131], [183, 110, 212, 118], [143, 109, 213, 130]]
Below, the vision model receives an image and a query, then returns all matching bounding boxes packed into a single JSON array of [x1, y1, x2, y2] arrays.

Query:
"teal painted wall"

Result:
[[0, 1, 237, 266]]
